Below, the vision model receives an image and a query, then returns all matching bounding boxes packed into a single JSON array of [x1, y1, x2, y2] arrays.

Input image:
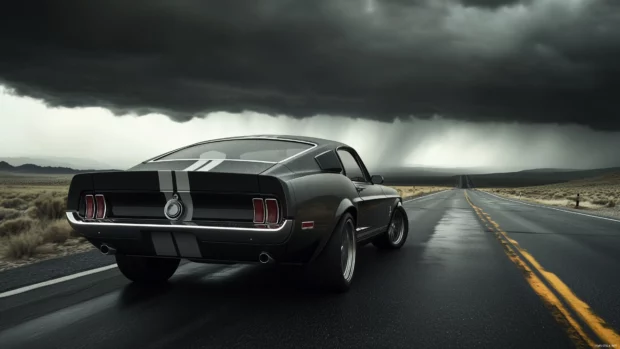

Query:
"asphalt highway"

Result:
[[1, 185, 619, 348]]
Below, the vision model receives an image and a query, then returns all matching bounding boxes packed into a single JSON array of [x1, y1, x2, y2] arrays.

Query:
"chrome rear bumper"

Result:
[[66, 211, 294, 245]]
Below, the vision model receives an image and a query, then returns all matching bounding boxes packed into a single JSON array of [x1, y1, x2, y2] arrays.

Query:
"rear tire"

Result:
[[373, 207, 408, 249], [307, 212, 357, 293], [115, 254, 180, 283]]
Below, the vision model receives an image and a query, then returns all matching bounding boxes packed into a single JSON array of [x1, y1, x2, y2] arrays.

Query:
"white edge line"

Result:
[[403, 189, 449, 203], [478, 190, 620, 223], [0, 264, 118, 299]]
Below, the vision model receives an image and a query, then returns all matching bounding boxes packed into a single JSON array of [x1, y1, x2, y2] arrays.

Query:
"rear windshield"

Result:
[[156, 139, 314, 162]]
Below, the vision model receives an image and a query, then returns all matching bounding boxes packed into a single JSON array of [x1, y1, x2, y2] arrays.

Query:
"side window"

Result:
[[337, 150, 367, 182]]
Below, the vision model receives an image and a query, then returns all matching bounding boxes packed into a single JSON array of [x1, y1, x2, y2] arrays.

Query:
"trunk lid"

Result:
[[67, 164, 288, 223]]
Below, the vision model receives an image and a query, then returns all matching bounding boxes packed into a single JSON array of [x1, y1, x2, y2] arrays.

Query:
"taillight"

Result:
[[265, 199, 279, 224], [253, 198, 280, 224], [85, 195, 95, 219], [95, 194, 107, 219], [253, 198, 265, 223], [84, 194, 106, 219]]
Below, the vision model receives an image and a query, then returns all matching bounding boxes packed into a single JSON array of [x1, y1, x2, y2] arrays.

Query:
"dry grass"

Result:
[[0, 207, 20, 220], [1, 197, 28, 209], [0, 173, 73, 186], [0, 177, 93, 268], [32, 192, 68, 220], [480, 172, 620, 219], [388, 185, 451, 199], [3, 231, 43, 259], [41, 219, 77, 243], [0, 217, 36, 237]]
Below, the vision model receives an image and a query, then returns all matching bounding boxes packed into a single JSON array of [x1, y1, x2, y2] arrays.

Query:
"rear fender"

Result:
[[335, 198, 355, 222], [307, 198, 356, 263], [66, 173, 95, 211]]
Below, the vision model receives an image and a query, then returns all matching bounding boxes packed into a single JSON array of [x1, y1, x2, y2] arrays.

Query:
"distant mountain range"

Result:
[[0, 156, 115, 170], [2, 158, 619, 188], [0, 161, 119, 175], [466, 167, 620, 188], [381, 166, 620, 187]]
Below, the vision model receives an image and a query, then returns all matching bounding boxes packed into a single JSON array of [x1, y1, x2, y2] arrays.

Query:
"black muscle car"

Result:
[[66, 135, 409, 292]]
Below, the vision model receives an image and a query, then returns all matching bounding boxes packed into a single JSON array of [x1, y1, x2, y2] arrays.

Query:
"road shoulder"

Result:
[[0, 250, 114, 294], [478, 189, 620, 222]]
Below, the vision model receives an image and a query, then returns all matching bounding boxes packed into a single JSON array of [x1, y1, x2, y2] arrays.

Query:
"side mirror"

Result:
[[371, 175, 384, 185]]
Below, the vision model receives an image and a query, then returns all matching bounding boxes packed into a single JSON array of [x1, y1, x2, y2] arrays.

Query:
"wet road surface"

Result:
[[1, 189, 618, 348], [466, 189, 620, 347]]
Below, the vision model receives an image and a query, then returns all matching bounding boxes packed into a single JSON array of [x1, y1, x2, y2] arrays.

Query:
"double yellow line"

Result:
[[464, 191, 620, 348]]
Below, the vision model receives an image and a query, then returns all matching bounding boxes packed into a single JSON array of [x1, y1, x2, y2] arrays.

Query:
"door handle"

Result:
[[355, 186, 365, 192]]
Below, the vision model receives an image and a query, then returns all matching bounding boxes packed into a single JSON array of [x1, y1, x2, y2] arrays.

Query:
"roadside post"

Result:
[[576, 193, 580, 208]]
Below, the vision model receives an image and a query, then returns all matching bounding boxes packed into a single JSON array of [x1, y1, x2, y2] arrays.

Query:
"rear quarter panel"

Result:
[[282, 172, 359, 262], [67, 173, 95, 211]]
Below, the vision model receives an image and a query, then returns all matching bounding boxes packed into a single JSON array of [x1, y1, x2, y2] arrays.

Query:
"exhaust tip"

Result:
[[258, 252, 274, 264], [100, 244, 116, 255]]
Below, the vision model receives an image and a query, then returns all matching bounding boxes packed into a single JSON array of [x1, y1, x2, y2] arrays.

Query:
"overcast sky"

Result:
[[1, 0, 620, 171], [3, 87, 619, 171]]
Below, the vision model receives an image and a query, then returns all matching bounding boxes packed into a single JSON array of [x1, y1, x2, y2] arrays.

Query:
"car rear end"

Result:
[[66, 170, 295, 263], [65, 138, 316, 264]]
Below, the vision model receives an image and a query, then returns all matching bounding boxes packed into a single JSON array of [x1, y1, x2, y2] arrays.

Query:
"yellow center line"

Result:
[[464, 191, 620, 348], [498, 230, 620, 346]]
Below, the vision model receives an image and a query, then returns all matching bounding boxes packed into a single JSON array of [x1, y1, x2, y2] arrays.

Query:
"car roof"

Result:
[[202, 134, 350, 148], [142, 134, 352, 164]]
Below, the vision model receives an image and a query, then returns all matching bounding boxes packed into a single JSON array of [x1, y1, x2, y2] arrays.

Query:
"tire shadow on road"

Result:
[[115, 244, 412, 309]]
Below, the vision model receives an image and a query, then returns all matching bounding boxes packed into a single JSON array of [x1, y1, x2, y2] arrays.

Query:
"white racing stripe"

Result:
[[158, 170, 174, 191], [197, 159, 224, 172], [175, 171, 194, 221], [0, 264, 118, 299], [173, 232, 202, 258], [151, 232, 178, 256], [184, 159, 211, 171], [172, 171, 202, 258], [158, 170, 174, 200]]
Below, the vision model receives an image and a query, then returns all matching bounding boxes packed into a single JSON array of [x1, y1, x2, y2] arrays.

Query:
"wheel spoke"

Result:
[[341, 232, 348, 272], [341, 220, 356, 282], [389, 211, 405, 245]]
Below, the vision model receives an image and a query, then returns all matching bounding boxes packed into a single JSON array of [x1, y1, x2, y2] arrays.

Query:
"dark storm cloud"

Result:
[[459, 0, 524, 8], [1, 0, 620, 130]]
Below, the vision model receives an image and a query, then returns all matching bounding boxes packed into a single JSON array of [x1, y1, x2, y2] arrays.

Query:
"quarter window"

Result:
[[337, 150, 367, 182]]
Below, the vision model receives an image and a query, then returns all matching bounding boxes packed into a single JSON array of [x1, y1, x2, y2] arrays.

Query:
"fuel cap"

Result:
[[164, 195, 184, 220]]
